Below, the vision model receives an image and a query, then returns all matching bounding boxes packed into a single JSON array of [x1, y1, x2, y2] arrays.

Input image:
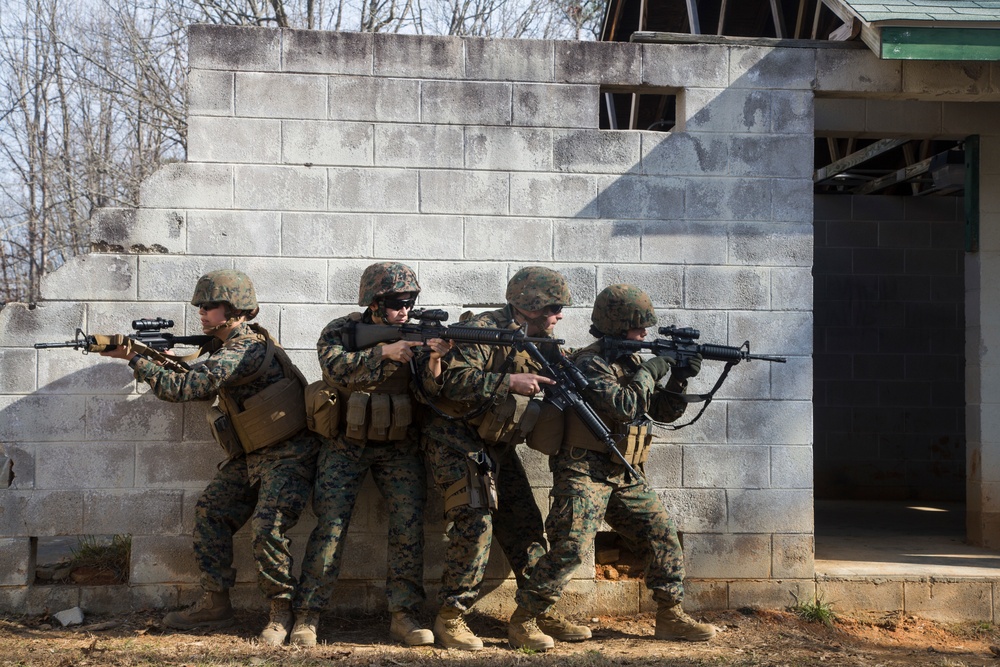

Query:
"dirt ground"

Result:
[[2, 607, 1000, 667]]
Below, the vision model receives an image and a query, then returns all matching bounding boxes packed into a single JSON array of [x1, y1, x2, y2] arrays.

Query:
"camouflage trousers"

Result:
[[423, 423, 547, 612], [295, 437, 427, 614], [515, 449, 685, 616], [194, 430, 319, 600]]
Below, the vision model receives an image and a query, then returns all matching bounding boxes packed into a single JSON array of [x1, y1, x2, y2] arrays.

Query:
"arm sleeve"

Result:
[[577, 352, 657, 423], [317, 318, 400, 391]]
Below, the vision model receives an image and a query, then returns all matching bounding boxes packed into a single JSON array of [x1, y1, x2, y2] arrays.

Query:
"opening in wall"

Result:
[[594, 530, 647, 580], [34, 535, 131, 585], [600, 88, 677, 132]]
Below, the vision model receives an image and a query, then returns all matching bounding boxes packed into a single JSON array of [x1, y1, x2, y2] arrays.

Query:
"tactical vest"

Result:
[[340, 359, 413, 443]]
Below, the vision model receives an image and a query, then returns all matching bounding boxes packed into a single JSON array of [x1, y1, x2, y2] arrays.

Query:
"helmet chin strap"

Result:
[[513, 307, 554, 337], [202, 316, 244, 336]]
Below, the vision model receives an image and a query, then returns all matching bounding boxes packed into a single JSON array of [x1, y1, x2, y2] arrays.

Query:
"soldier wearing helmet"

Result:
[[421, 266, 588, 651], [292, 262, 450, 648], [508, 284, 715, 649], [101, 269, 320, 646]]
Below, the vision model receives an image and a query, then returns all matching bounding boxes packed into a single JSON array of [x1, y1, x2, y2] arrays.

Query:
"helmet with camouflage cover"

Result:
[[190, 269, 258, 311], [358, 262, 421, 306], [592, 284, 656, 338], [505, 266, 572, 311]]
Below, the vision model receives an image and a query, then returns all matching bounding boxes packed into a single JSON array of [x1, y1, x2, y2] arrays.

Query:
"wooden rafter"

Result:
[[814, 138, 909, 183], [852, 156, 932, 195]]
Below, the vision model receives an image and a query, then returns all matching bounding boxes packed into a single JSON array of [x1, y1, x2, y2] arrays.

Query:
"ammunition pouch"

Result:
[[564, 412, 652, 468], [304, 380, 341, 439], [443, 454, 499, 513], [525, 401, 564, 455], [230, 377, 308, 454], [343, 391, 412, 444], [207, 406, 243, 460], [476, 393, 542, 445]]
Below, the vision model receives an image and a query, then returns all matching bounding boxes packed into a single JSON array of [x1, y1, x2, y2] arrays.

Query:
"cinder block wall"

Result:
[[813, 195, 966, 501], [0, 26, 814, 615]]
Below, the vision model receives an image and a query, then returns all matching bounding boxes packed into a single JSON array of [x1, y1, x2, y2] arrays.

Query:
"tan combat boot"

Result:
[[259, 599, 294, 646], [507, 606, 554, 652], [654, 603, 716, 641], [433, 606, 483, 651], [390, 611, 434, 646], [537, 609, 592, 641], [162, 590, 234, 630], [289, 611, 320, 647]]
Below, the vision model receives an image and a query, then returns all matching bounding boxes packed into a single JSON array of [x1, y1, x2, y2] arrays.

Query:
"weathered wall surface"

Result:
[[0, 26, 817, 615]]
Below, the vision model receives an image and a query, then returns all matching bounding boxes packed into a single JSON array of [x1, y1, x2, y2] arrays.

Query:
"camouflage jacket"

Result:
[[132, 322, 283, 410]]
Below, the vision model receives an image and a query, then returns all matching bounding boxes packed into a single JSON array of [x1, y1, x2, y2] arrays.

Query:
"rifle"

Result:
[[34, 318, 214, 373], [343, 308, 564, 351], [603, 325, 786, 429], [520, 341, 643, 482]]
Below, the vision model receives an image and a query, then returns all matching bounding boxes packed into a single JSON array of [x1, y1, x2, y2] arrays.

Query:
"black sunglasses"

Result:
[[383, 297, 416, 310], [198, 301, 224, 311], [543, 304, 564, 315]]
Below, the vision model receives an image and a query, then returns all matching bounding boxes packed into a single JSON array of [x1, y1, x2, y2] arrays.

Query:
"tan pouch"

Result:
[[207, 406, 243, 460], [232, 377, 307, 453], [388, 393, 412, 440], [443, 457, 499, 513], [525, 401, 564, 455], [368, 392, 391, 441], [477, 394, 538, 444], [304, 380, 340, 438], [345, 391, 370, 441]]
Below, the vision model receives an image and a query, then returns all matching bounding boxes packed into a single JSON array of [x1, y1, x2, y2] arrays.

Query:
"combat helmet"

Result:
[[358, 262, 421, 306], [505, 266, 572, 312], [592, 284, 656, 338], [190, 269, 258, 312]]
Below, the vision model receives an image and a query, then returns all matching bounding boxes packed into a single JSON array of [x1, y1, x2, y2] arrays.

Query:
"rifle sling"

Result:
[[657, 360, 737, 430]]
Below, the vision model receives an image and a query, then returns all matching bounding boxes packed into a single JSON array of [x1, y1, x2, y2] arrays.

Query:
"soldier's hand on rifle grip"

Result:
[[99, 339, 136, 362], [509, 373, 556, 397], [380, 340, 423, 363], [672, 353, 703, 381], [425, 337, 452, 361], [639, 355, 675, 382]]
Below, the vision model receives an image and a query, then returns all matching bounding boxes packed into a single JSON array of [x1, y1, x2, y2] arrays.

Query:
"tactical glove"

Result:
[[640, 355, 675, 382], [671, 354, 702, 381]]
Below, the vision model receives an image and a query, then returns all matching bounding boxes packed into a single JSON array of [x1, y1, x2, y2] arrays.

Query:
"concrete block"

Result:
[[684, 266, 769, 310], [282, 212, 373, 258], [35, 442, 135, 489], [589, 580, 643, 616], [730, 45, 815, 90], [86, 395, 184, 441], [641, 132, 729, 176], [283, 120, 373, 167], [597, 175, 684, 220], [136, 440, 220, 489], [279, 304, 353, 349], [730, 222, 812, 267], [234, 72, 327, 119], [687, 177, 772, 221], [0, 349, 35, 393], [282, 29, 373, 75], [905, 580, 993, 622], [772, 178, 813, 223], [712, 356, 770, 401], [942, 102, 1000, 137], [641, 42, 728, 89], [771, 445, 813, 489], [373, 215, 464, 259], [419, 170, 508, 215], [730, 135, 814, 179], [466, 126, 553, 172], [139, 163, 233, 209], [771, 356, 812, 401], [187, 210, 281, 257], [595, 264, 684, 308], [510, 173, 598, 218], [555, 41, 641, 86], [327, 259, 383, 304], [187, 69, 234, 116], [815, 47, 901, 94], [658, 487, 726, 533], [729, 400, 811, 446], [553, 219, 639, 262], [37, 354, 131, 398], [773, 534, 813, 579], [683, 579, 729, 612], [0, 302, 85, 348], [0, 490, 84, 536], [683, 88, 771, 134], [728, 579, 814, 610], [727, 488, 812, 533], [417, 262, 507, 307], [187, 117, 280, 163], [84, 302, 188, 339], [130, 535, 198, 585], [815, 577, 904, 614], [769, 90, 813, 134], [513, 83, 599, 129], [83, 489, 184, 535], [85, 584, 178, 613], [0, 585, 79, 615], [814, 98, 867, 135], [40, 254, 137, 302], [550, 264, 598, 307], [466, 217, 552, 261], [865, 99, 943, 137], [136, 255, 231, 302], [374, 124, 463, 169], [0, 538, 31, 585], [466, 37, 553, 82], [684, 533, 771, 578], [329, 76, 420, 123], [329, 167, 419, 213], [234, 164, 327, 211], [0, 395, 87, 443], [373, 33, 463, 79], [188, 25, 281, 72], [91, 208, 185, 255], [729, 311, 813, 357], [641, 220, 729, 265], [421, 81, 511, 126], [684, 444, 769, 489], [903, 60, 991, 100], [238, 257, 328, 303], [553, 129, 641, 173]]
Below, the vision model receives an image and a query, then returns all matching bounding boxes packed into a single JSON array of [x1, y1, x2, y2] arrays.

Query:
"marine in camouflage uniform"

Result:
[[510, 284, 716, 649], [102, 269, 320, 646], [423, 266, 574, 651], [292, 263, 444, 648]]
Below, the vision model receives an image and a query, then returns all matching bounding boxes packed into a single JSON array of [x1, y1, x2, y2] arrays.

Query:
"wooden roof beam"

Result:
[[814, 138, 909, 183]]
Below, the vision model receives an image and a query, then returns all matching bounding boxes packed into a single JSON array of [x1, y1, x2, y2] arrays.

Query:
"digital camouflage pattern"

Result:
[[514, 342, 690, 616], [505, 266, 572, 311], [358, 262, 421, 306], [592, 284, 657, 338], [131, 321, 319, 600], [421, 305, 548, 611], [294, 312, 440, 615], [190, 269, 259, 311]]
